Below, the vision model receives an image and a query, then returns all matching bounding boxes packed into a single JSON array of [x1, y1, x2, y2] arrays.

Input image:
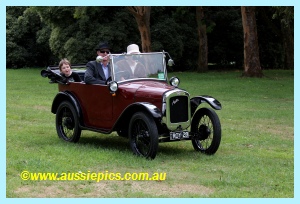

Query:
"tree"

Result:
[[7, 6, 293, 70], [196, 6, 208, 72], [126, 6, 151, 52], [206, 7, 243, 68], [36, 6, 140, 63], [273, 6, 294, 69], [241, 6, 263, 77], [151, 6, 198, 71], [6, 6, 56, 68]]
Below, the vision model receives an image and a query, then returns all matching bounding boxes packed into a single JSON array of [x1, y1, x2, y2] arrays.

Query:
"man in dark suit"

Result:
[[84, 42, 111, 84]]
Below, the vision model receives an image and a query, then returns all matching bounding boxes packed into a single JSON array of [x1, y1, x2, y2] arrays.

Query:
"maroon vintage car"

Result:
[[41, 52, 222, 159]]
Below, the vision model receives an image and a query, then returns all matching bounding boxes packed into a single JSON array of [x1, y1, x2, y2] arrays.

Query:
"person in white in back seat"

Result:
[[115, 44, 147, 80]]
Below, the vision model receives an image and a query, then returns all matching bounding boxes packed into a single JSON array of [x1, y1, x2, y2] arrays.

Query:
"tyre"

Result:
[[191, 108, 221, 154], [56, 101, 81, 143], [129, 112, 159, 159]]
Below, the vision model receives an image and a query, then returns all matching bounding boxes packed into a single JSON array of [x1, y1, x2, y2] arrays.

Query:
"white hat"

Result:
[[127, 44, 140, 54]]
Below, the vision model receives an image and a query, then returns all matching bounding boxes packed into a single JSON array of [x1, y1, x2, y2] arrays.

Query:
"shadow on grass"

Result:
[[78, 134, 129, 151], [74, 132, 197, 159]]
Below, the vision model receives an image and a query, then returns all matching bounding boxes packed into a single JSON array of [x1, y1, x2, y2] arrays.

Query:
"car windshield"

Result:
[[110, 52, 167, 82]]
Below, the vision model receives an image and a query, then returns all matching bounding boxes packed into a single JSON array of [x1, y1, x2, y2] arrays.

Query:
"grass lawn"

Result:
[[6, 68, 294, 198]]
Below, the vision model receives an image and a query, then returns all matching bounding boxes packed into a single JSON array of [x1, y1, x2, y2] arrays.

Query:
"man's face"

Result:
[[97, 49, 110, 61]]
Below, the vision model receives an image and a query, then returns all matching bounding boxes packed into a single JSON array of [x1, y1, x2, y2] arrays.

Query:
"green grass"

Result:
[[6, 68, 294, 198]]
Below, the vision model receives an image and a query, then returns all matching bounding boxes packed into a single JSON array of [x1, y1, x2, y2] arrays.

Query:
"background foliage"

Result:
[[6, 6, 294, 70]]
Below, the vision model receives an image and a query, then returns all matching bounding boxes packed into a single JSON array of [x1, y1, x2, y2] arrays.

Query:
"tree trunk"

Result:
[[196, 6, 208, 72], [127, 6, 151, 52], [241, 6, 263, 77], [281, 21, 294, 69]]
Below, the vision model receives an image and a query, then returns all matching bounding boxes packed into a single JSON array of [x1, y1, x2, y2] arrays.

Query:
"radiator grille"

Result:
[[169, 96, 189, 123]]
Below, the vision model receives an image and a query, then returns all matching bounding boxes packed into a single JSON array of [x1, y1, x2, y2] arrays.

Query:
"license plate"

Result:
[[170, 131, 189, 140]]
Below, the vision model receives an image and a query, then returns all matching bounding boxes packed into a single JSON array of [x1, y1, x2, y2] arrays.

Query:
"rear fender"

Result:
[[51, 92, 83, 125], [190, 96, 222, 116]]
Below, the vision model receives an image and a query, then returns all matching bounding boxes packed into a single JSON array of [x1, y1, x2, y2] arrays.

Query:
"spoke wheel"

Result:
[[191, 108, 221, 154], [56, 101, 81, 143], [129, 112, 158, 159]]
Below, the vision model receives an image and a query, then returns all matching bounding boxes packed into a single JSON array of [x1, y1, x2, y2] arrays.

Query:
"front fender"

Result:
[[113, 102, 162, 131], [120, 102, 162, 120], [136, 102, 162, 118], [190, 96, 222, 116], [51, 92, 83, 124]]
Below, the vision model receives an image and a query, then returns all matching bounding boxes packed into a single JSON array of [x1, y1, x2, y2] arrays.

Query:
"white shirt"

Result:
[[129, 61, 137, 74]]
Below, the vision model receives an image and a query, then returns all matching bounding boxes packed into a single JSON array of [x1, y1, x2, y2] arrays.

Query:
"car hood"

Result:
[[117, 80, 176, 109], [134, 80, 175, 105]]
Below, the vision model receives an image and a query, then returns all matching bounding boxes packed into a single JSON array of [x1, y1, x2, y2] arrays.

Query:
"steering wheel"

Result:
[[115, 70, 131, 81]]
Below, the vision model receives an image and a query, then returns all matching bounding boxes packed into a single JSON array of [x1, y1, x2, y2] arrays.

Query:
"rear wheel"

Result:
[[129, 112, 158, 159], [191, 108, 221, 154], [56, 101, 81, 142]]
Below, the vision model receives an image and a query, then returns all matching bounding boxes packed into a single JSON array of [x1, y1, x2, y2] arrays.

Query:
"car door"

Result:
[[63, 83, 113, 130]]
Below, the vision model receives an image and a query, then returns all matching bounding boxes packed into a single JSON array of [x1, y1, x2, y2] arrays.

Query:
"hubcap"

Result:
[[198, 124, 211, 140], [63, 117, 74, 130]]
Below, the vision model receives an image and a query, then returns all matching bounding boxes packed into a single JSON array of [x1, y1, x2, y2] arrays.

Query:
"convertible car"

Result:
[[41, 51, 222, 159]]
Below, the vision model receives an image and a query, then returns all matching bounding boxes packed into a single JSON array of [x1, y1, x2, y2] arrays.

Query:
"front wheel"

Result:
[[129, 112, 159, 159], [56, 101, 81, 143], [191, 108, 221, 154]]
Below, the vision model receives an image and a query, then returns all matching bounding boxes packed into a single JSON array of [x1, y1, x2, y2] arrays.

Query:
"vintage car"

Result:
[[41, 51, 222, 159]]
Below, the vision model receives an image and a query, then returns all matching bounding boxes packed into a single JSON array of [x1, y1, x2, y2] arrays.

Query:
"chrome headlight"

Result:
[[108, 81, 118, 92], [169, 76, 180, 87]]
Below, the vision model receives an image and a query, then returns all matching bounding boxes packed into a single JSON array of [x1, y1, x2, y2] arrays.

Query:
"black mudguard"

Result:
[[190, 96, 222, 116], [113, 102, 162, 132], [51, 92, 83, 124]]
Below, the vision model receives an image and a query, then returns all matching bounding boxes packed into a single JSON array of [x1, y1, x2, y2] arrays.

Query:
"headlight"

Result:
[[169, 76, 180, 87], [108, 81, 118, 92]]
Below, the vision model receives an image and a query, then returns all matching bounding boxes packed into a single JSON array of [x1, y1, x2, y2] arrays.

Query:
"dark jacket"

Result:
[[61, 72, 82, 83], [84, 61, 111, 84]]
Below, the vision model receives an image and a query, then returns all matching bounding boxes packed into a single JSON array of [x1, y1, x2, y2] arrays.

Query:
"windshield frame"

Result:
[[109, 52, 168, 83]]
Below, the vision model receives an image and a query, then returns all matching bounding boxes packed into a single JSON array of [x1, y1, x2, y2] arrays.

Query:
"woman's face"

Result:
[[61, 63, 71, 76]]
